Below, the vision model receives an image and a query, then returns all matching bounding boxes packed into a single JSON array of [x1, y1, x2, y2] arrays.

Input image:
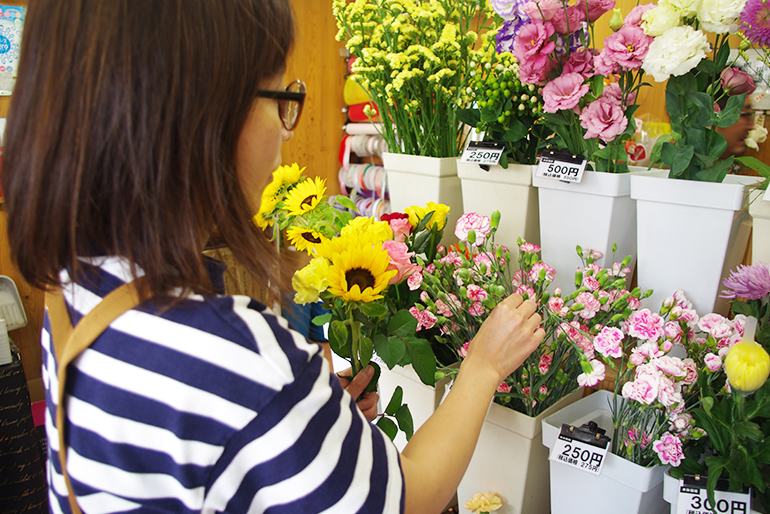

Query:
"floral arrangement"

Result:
[[503, 0, 646, 172], [256, 163, 455, 440], [464, 492, 503, 513], [413, 210, 647, 417], [640, 0, 760, 181], [456, 23, 552, 166], [332, 0, 493, 158]]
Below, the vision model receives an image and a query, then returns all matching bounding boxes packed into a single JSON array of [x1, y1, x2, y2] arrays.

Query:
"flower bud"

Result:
[[491, 210, 501, 228], [739, 39, 751, 51], [724, 340, 770, 393], [609, 8, 623, 31]]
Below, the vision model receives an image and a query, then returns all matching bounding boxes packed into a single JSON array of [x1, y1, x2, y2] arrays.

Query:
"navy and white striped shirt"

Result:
[[43, 257, 404, 513]]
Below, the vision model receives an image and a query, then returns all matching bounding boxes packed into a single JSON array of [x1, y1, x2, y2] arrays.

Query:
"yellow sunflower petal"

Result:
[[287, 226, 329, 254], [326, 241, 397, 302], [284, 177, 327, 216]]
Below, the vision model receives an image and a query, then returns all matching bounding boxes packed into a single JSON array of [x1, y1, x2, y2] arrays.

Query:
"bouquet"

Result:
[[414, 209, 647, 417], [505, 0, 647, 172], [332, 0, 493, 157], [641, 0, 761, 181]]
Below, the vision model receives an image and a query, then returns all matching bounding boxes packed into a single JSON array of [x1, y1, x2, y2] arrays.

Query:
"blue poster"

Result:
[[0, 5, 24, 95]]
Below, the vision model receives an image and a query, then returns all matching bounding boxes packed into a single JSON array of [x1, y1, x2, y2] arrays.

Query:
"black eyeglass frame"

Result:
[[256, 80, 306, 131]]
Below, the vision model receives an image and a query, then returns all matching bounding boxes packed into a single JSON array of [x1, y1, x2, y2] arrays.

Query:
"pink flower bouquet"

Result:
[[414, 210, 646, 416]]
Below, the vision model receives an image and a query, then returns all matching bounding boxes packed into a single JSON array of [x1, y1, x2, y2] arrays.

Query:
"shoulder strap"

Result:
[[45, 278, 148, 514]]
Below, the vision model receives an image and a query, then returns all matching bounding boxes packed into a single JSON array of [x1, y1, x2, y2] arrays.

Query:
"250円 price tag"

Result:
[[549, 421, 610, 475], [676, 474, 752, 514], [460, 141, 504, 166], [535, 148, 587, 183]]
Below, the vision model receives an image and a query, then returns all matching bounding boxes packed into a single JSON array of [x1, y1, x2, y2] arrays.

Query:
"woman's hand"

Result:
[[338, 365, 379, 422]]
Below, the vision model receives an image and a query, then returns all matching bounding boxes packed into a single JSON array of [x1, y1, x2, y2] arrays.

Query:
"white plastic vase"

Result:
[[456, 388, 584, 514], [542, 390, 669, 514], [630, 174, 759, 316], [749, 192, 770, 267], [457, 161, 539, 264], [533, 167, 666, 293], [381, 152, 462, 245]]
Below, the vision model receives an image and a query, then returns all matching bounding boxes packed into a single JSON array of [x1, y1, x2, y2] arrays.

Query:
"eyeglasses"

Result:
[[256, 80, 307, 131]]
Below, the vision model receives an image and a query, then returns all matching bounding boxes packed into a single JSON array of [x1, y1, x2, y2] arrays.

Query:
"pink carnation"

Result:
[[455, 212, 492, 246], [624, 309, 665, 341], [515, 284, 536, 299], [576, 291, 602, 319], [664, 321, 683, 344], [409, 306, 437, 331], [653, 432, 684, 466], [577, 359, 606, 387], [698, 313, 732, 339], [539, 354, 553, 374], [547, 296, 566, 315], [680, 358, 698, 385], [467, 284, 489, 302], [434, 299, 453, 317], [530, 262, 556, 283], [497, 382, 512, 393], [593, 326, 624, 358], [622, 373, 659, 404], [543, 72, 589, 113], [458, 340, 471, 358], [469, 301, 486, 316], [704, 353, 722, 372], [407, 269, 423, 291], [582, 275, 601, 291], [580, 98, 628, 143], [519, 242, 542, 254]]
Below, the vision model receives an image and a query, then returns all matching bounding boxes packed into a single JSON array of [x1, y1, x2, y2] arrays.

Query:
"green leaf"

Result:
[[650, 133, 671, 164], [502, 117, 529, 143], [412, 229, 433, 254], [388, 309, 419, 336], [707, 132, 728, 161], [335, 195, 359, 213], [329, 320, 350, 358], [359, 302, 389, 318], [689, 92, 715, 127], [359, 335, 374, 367], [404, 336, 437, 386], [363, 361, 380, 393], [376, 417, 398, 440], [737, 156, 770, 178], [660, 141, 678, 166], [704, 455, 729, 506], [395, 404, 414, 440], [373, 333, 405, 369], [671, 144, 694, 175], [456, 108, 481, 127], [384, 386, 403, 416], [734, 421, 764, 442], [694, 156, 733, 182], [312, 312, 332, 326], [716, 93, 746, 128]]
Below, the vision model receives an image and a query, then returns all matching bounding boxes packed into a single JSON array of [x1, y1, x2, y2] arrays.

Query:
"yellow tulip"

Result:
[[724, 339, 770, 394]]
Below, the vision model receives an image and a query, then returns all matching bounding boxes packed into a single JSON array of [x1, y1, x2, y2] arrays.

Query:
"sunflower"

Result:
[[286, 226, 329, 254], [284, 177, 327, 216], [326, 242, 397, 302]]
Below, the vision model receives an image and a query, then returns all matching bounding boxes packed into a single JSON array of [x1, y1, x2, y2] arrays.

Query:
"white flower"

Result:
[[746, 124, 768, 151], [664, 0, 702, 18], [696, 0, 748, 33], [642, 4, 683, 36], [642, 26, 710, 82]]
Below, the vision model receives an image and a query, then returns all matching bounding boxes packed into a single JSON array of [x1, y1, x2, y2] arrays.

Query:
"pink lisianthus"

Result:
[[409, 306, 437, 331], [455, 212, 492, 246], [576, 291, 602, 319], [624, 309, 665, 341], [652, 432, 684, 466], [585, 0, 615, 22], [594, 326, 624, 358], [522, 0, 561, 21], [580, 98, 629, 143], [543, 72, 590, 113], [383, 240, 420, 284], [577, 359, 606, 387], [600, 24, 652, 71], [407, 269, 423, 291], [704, 352, 722, 372], [624, 3, 656, 26], [519, 60, 553, 85], [466, 284, 489, 302], [562, 47, 597, 77], [513, 20, 556, 74], [598, 82, 625, 106], [720, 67, 756, 96], [551, 4, 586, 34]]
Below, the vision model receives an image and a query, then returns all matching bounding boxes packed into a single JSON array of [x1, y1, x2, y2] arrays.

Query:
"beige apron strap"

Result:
[[46, 277, 148, 514]]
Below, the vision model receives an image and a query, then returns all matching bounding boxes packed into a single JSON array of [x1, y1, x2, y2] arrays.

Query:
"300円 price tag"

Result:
[[548, 422, 610, 475], [676, 474, 752, 514], [535, 149, 587, 183], [460, 141, 504, 166]]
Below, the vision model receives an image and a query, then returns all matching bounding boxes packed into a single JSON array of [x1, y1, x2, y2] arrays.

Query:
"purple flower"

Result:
[[741, 0, 770, 47], [720, 263, 770, 300], [721, 67, 756, 96]]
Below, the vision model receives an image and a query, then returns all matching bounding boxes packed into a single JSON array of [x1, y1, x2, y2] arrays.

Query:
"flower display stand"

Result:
[[533, 168, 666, 293], [630, 175, 759, 316], [749, 193, 770, 266], [382, 152, 462, 245], [662, 469, 761, 514], [457, 161, 539, 262], [542, 390, 669, 514], [456, 388, 584, 514], [376, 362, 451, 452]]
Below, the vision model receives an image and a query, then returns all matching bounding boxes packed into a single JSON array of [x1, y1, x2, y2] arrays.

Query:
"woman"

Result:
[[2, 1, 544, 513]]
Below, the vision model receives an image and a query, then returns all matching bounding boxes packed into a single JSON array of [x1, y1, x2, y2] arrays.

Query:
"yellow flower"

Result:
[[405, 202, 450, 230], [253, 195, 277, 230], [340, 216, 393, 242], [326, 239, 397, 303], [464, 492, 503, 513], [286, 226, 329, 254], [283, 177, 326, 216], [292, 257, 330, 305], [724, 339, 770, 393]]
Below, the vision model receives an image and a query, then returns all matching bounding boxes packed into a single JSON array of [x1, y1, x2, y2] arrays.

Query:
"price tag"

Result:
[[548, 422, 610, 475], [535, 149, 587, 183], [460, 141, 505, 166], [676, 474, 752, 514]]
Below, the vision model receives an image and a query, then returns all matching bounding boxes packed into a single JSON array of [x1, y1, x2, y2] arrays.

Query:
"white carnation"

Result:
[[696, 0, 748, 33], [642, 4, 683, 36], [642, 26, 711, 82]]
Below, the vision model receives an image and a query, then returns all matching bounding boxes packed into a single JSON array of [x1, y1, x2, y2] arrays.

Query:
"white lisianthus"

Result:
[[665, 0, 702, 17], [641, 3, 683, 36], [745, 124, 768, 151], [642, 26, 711, 82], [696, 0, 748, 33]]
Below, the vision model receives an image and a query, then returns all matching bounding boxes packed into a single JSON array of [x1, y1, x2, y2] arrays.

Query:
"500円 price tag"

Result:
[[460, 141, 504, 166], [549, 421, 610, 475], [535, 149, 587, 183], [676, 474, 752, 514]]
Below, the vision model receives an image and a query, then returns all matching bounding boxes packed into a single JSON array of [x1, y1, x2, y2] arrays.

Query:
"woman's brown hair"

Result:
[[2, 0, 294, 298]]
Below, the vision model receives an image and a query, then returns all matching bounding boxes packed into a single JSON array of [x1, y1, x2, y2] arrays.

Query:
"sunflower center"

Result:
[[345, 267, 376, 291], [301, 194, 317, 208], [301, 231, 322, 244]]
